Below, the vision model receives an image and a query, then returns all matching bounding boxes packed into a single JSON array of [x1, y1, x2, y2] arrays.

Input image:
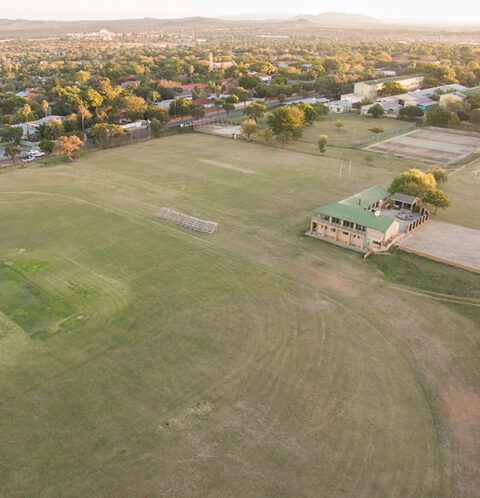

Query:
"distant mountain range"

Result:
[[220, 12, 380, 24], [291, 12, 379, 25], [0, 13, 475, 39]]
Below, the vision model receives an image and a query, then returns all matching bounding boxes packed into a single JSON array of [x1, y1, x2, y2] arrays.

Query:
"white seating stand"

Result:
[[157, 207, 218, 234]]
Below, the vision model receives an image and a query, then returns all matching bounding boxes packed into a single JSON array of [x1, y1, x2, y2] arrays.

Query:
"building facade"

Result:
[[354, 74, 425, 99], [308, 185, 402, 252]]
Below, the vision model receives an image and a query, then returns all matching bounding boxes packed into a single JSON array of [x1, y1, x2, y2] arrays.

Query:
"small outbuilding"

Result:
[[391, 192, 419, 211]]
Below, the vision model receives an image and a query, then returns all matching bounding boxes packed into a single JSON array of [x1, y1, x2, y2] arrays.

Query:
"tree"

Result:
[[312, 102, 329, 116], [0, 126, 22, 144], [334, 120, 345, 129], [77, 103, 92, 133], [53, 135, 84, 161], [44, 119, 65, 140], [39, 139, 55, 154], [368, 104, 384, 118], [399, 106, 424, 119], [292, 102, 317, 125], [42, 100, 49, 117], [377, 81, 407, 97], [190, 103, 205, 120], [150, 118, 166, 138], [427, 165, 448, 183], [4, 144, 20, 164], [20, 104, 32, 141], [267, 106, 304, 145], [85, 89, 103, 115], [424, 188, 451, 213], [238, 74, 260, 90], [389, 169, 437, 200], [244, 101, 267, 122], [258, 128, 274, 143], [88, 123, 127, 147], [426, 108, 460, 127], [241, 119, 258, 140], [318, 135, 328, 153], [122, 95, 147, 120], [222, 102, 235, 116]]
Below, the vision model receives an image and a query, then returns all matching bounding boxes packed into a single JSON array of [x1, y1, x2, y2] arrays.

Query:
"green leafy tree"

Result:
[[377, 81, 407, 97], [4, 144, 20, 164], [312, 102, 329, 116], [190, 103, 205, 120], [267, 106, 305, 145], [0, 126, 22, 144], [150, 118, 166, 138], [85, 89, 103, 115], [44, 119, 65, 140], [222, 102, 235, 116], [20, 104, 32, 140], [334, 120, 345, 129], [241, 119, 258, 140], [39, 139, 55, 154], [122, 95, 147, 120], [368, 104, 384, 118], [77, 103, 92, 133], [318, 134, 328, 153], [427, 165, 448, 183], [292, 102, 317, 125], [258, 128, 274, 143], [423, 188, 451, 213], [42, 100, 49, 117], [244, 101, 267, 122], [426, 108, 460, 127], [399, 106, 424, 119]]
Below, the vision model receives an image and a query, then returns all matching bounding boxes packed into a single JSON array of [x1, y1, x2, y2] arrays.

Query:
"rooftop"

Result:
[[391, 192, 418, 204], [361, 73, 425, 86], [313, 185, 395, 232]]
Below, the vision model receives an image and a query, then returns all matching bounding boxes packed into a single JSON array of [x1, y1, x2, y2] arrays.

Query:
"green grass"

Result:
[[0, 133, 479, 496], [301, 113, 409, 146]]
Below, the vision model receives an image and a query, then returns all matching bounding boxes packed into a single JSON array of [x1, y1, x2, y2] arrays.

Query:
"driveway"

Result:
[[397, 220, 480, 273]]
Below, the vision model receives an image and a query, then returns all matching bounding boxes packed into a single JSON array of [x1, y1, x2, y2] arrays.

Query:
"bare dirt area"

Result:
[[364, 128, 480, 165], [397, 220, 480, 272]]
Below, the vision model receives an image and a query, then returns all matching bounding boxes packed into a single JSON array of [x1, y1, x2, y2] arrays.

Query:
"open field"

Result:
[[365, 128, 480, 165], [301, 113, 410, 146], [0, 133, 479, 496], [230, 112, 411, 147]]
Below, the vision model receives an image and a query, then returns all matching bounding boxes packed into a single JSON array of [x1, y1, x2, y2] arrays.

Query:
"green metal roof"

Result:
[[457, 86, 480, 98], [361, 73, 425, 86], [313, 185, 395, 232], [313, 203, 395, 232], [339, 184, 389, 209]]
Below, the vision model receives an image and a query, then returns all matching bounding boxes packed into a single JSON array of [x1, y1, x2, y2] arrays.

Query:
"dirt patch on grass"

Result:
[[297, 262, 360, 297], [199, 159, 256, 175], [440, 388, 480, 454]]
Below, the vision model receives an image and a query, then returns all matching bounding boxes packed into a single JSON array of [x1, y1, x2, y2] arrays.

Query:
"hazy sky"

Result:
[[2, 0, 479, 23]]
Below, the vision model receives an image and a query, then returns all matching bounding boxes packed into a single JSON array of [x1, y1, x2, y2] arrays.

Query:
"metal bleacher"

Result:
[[157, 207, 218, 234]]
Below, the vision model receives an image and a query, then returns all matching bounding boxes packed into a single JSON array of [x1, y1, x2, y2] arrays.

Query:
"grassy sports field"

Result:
[[0, 132, 479, 496], [230, 111, 411, 146]]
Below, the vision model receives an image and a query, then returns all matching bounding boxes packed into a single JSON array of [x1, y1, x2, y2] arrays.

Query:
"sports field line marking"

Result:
[[198, 158, 257, 175]]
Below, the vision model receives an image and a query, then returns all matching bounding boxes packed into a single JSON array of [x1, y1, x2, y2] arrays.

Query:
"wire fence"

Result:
[[298, 122, 417, 149]]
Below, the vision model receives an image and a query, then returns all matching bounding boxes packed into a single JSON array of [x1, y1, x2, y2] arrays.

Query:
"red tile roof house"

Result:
[[221, 78, 239, 91], [120, 80, 140, 89], [191, 98, 214, 108], [181, 83, 208, 91]]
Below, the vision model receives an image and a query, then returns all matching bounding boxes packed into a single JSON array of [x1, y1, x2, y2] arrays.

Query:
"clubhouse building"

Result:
[[308, 185, 429, 253]]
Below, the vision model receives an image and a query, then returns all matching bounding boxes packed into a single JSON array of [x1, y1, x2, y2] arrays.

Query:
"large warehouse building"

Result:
[[354, 74, 425, 99]]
